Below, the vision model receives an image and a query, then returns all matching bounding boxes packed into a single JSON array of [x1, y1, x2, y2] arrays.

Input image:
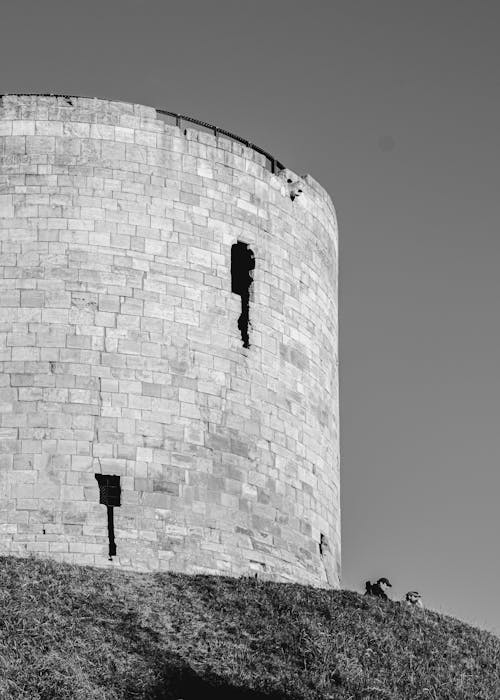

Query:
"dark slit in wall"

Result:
[[231, 241, 255, 348], [107, 506, 116, 557], [95, 474, 121, 559], [319, 533, 327, 556]]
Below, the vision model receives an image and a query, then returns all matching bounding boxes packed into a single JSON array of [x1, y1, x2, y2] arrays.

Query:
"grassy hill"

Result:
[[0, 556, 498, 699]]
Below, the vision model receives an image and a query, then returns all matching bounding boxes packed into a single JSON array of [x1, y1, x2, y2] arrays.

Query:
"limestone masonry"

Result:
[[0, 95, 339, 586]]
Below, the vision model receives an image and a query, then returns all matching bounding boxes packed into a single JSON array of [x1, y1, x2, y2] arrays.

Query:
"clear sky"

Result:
[[2, 0, 500, 636]]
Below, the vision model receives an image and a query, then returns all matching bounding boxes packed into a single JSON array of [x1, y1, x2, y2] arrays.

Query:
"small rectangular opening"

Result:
[[95, 473, 121, 507]]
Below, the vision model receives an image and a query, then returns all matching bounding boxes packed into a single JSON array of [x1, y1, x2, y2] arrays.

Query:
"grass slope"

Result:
[[0, 555, 498, 699]]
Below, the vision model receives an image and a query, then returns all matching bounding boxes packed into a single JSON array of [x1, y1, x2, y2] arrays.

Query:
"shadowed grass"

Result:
[[0, 555, 498, 699]]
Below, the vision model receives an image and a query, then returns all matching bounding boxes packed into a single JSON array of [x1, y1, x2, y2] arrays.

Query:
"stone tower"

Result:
[[0, 95, 340, 587]]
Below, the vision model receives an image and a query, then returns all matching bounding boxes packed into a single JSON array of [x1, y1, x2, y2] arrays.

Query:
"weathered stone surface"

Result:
[[0, 95, 340, 588]]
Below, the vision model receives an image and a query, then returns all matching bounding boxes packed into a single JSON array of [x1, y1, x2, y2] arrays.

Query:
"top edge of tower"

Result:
[[0, 94, 335, 214]]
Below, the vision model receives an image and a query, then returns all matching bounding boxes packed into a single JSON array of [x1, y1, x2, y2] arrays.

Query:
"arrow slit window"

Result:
[[95, 474, 121, 558], [231, 241, 255, 349]]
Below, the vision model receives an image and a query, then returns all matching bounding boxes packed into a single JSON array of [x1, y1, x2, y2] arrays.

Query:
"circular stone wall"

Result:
[[0, 95, 339, 587]]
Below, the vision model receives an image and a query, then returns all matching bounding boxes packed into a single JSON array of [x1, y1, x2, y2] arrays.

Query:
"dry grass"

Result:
[[0, 555, 498, 699]]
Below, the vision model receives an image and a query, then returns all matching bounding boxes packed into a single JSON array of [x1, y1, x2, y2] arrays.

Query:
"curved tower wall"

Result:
[[0, 95, 339, 587]]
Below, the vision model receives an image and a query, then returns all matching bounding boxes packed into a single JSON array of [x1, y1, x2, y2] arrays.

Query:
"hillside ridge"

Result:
[[0, 555, 498, 699]]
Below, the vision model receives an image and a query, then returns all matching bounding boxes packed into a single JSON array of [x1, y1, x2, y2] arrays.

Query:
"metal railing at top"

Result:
[[0, 94, 286, 175], [156, 109, 285, 174]]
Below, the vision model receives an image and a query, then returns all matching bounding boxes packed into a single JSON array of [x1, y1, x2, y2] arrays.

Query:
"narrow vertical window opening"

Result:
[[95, 474, 121, 559], [319, 533, 327, 556], [231, 241, 255, 348]]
